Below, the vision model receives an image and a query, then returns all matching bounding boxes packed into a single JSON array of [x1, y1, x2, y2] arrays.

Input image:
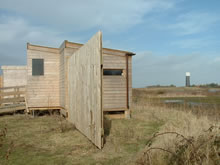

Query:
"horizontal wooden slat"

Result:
[[103, 54, 126, 59], [0, 104, 26, 114], [0, 97, 25, 104], [103, 78, 126, 81], [104, 103, 126, 106], [104, 103, 127, 106], [27, 98, 59, 101], [103, 81, 126, 85], [104, 98, 127, 101], [103, 93, 127, 96], [0, 91, 26, 96], [27, 45, 59, 54], [104, 102, 127, 105], [0, 86, 26, 90], [103, 90, 127, 94], [28, 106, 62, 110], [0, 103, 26, 108], [104, 97, 126, 100], [104, 88, 126, 91], [103, 65, 126, 69], [103, 84, 127, 87], [27, 103, 60, 107]]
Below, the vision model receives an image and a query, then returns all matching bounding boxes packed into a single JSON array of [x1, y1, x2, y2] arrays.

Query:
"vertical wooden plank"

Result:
[[100, 33, 104, 147], [128, 56, 132, 109], [68, 31, 103, 149], [59, 49, 65, 109], [126, 55, 129, 109], [0, 76, 2, 88]]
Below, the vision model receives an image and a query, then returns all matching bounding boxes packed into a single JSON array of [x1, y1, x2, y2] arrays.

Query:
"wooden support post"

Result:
[[125, 54, 130, 119], [24, 96, 29, 114], [17, 87, 20, 98]]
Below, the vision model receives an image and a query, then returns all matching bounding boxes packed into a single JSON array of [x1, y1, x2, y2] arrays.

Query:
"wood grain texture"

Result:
[[0, 86, 27, 114], [63, 41, 133, 117], [60, 48, 77, 113], [1, 66, 27, 87], [64, 41, 134, 56], [59, 49, 65, 109], [0, 76, 2, 88], [103, 54, 127, 110], [68, 31, 103, 149], [27, 47, 60, 108], [128, 56, 132, 109]]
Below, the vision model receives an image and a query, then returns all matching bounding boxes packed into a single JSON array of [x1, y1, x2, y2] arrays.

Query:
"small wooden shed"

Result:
[[26, 32, 135, 120], [1, 66, 27, 87], [59, 41, 134, 119], [1, 32, 135, 148], [26, 44, 60, 109]]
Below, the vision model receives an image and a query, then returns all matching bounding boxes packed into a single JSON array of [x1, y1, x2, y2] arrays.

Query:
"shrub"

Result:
[[137, 126, 220, 165]]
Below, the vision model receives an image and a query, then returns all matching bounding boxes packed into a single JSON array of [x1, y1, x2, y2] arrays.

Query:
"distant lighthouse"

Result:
[[186, 72, 190, 87]]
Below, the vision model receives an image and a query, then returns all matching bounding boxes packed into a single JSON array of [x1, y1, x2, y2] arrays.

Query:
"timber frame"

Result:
[[58, 40, 135, 119], [25, 37, 135, 118]]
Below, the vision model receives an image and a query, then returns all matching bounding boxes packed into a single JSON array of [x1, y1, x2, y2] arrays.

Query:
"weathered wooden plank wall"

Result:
[[27, 45, 60, 108], [0, 86, 27, 114], [0, 76, 2, 88], [59, 46, 76, 113], [1, 66, 27, 87], [103, 54, 127, 109], [61, 40, 133, 118], [68, 32, 103, 149]]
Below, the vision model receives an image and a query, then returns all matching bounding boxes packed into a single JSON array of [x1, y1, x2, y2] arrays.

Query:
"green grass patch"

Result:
[[0, 113, 163, 165]]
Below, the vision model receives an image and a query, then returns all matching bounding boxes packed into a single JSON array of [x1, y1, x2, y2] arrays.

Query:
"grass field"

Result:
[[0, 87, 219, 165], [0, 112, 163, 165], [133, 87, 220, 120]]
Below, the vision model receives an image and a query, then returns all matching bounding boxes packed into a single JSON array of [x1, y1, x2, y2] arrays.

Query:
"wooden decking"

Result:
[[0, 86, 27, 114]]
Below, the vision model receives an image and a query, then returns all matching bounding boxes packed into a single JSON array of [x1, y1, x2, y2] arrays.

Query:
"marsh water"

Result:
[[164, 99, 220, 109]]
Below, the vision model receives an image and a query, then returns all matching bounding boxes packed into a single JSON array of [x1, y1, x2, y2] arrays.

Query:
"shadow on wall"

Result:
[[104, 117, 112, 144]]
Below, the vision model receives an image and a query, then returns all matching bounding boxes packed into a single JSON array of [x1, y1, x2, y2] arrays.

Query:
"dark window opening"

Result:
[[103, 69, 123, 76], [32, 59, 44, 76], [104, 111, 125, 115]]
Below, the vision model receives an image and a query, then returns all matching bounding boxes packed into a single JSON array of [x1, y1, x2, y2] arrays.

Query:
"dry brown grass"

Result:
[[129, 100, 220, 165], [134, 87, 209, 98], [133, 87, 220, 121], [0, 111, 163, 164], [0, 88, 219, 164]]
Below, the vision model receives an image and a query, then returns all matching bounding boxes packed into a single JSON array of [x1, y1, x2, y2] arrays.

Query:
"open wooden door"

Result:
[[68, 31, 103, 149]]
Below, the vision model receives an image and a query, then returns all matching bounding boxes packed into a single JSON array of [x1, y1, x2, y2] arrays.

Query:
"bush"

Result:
[[137, 126, 220, 165]]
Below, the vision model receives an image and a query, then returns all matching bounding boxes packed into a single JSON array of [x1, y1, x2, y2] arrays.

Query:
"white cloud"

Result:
[[170, 38, 217, 49], [0, 15, 66, 46], [0, 0, 176, 32], [169, 12, 219, 35], [0, 0, 177, 68], [0, 15, 76, 68]]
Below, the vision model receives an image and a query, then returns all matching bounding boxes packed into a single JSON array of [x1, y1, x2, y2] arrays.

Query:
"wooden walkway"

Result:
[[0, 86, 27, 114]]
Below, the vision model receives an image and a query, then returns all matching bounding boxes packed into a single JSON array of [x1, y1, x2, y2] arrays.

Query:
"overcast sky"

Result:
[[0, 0, 220, 87]]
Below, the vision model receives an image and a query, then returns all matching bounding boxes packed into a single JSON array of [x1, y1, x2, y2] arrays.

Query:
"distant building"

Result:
[[186, 72, 190, 87], [1, 66, 27, 87]]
